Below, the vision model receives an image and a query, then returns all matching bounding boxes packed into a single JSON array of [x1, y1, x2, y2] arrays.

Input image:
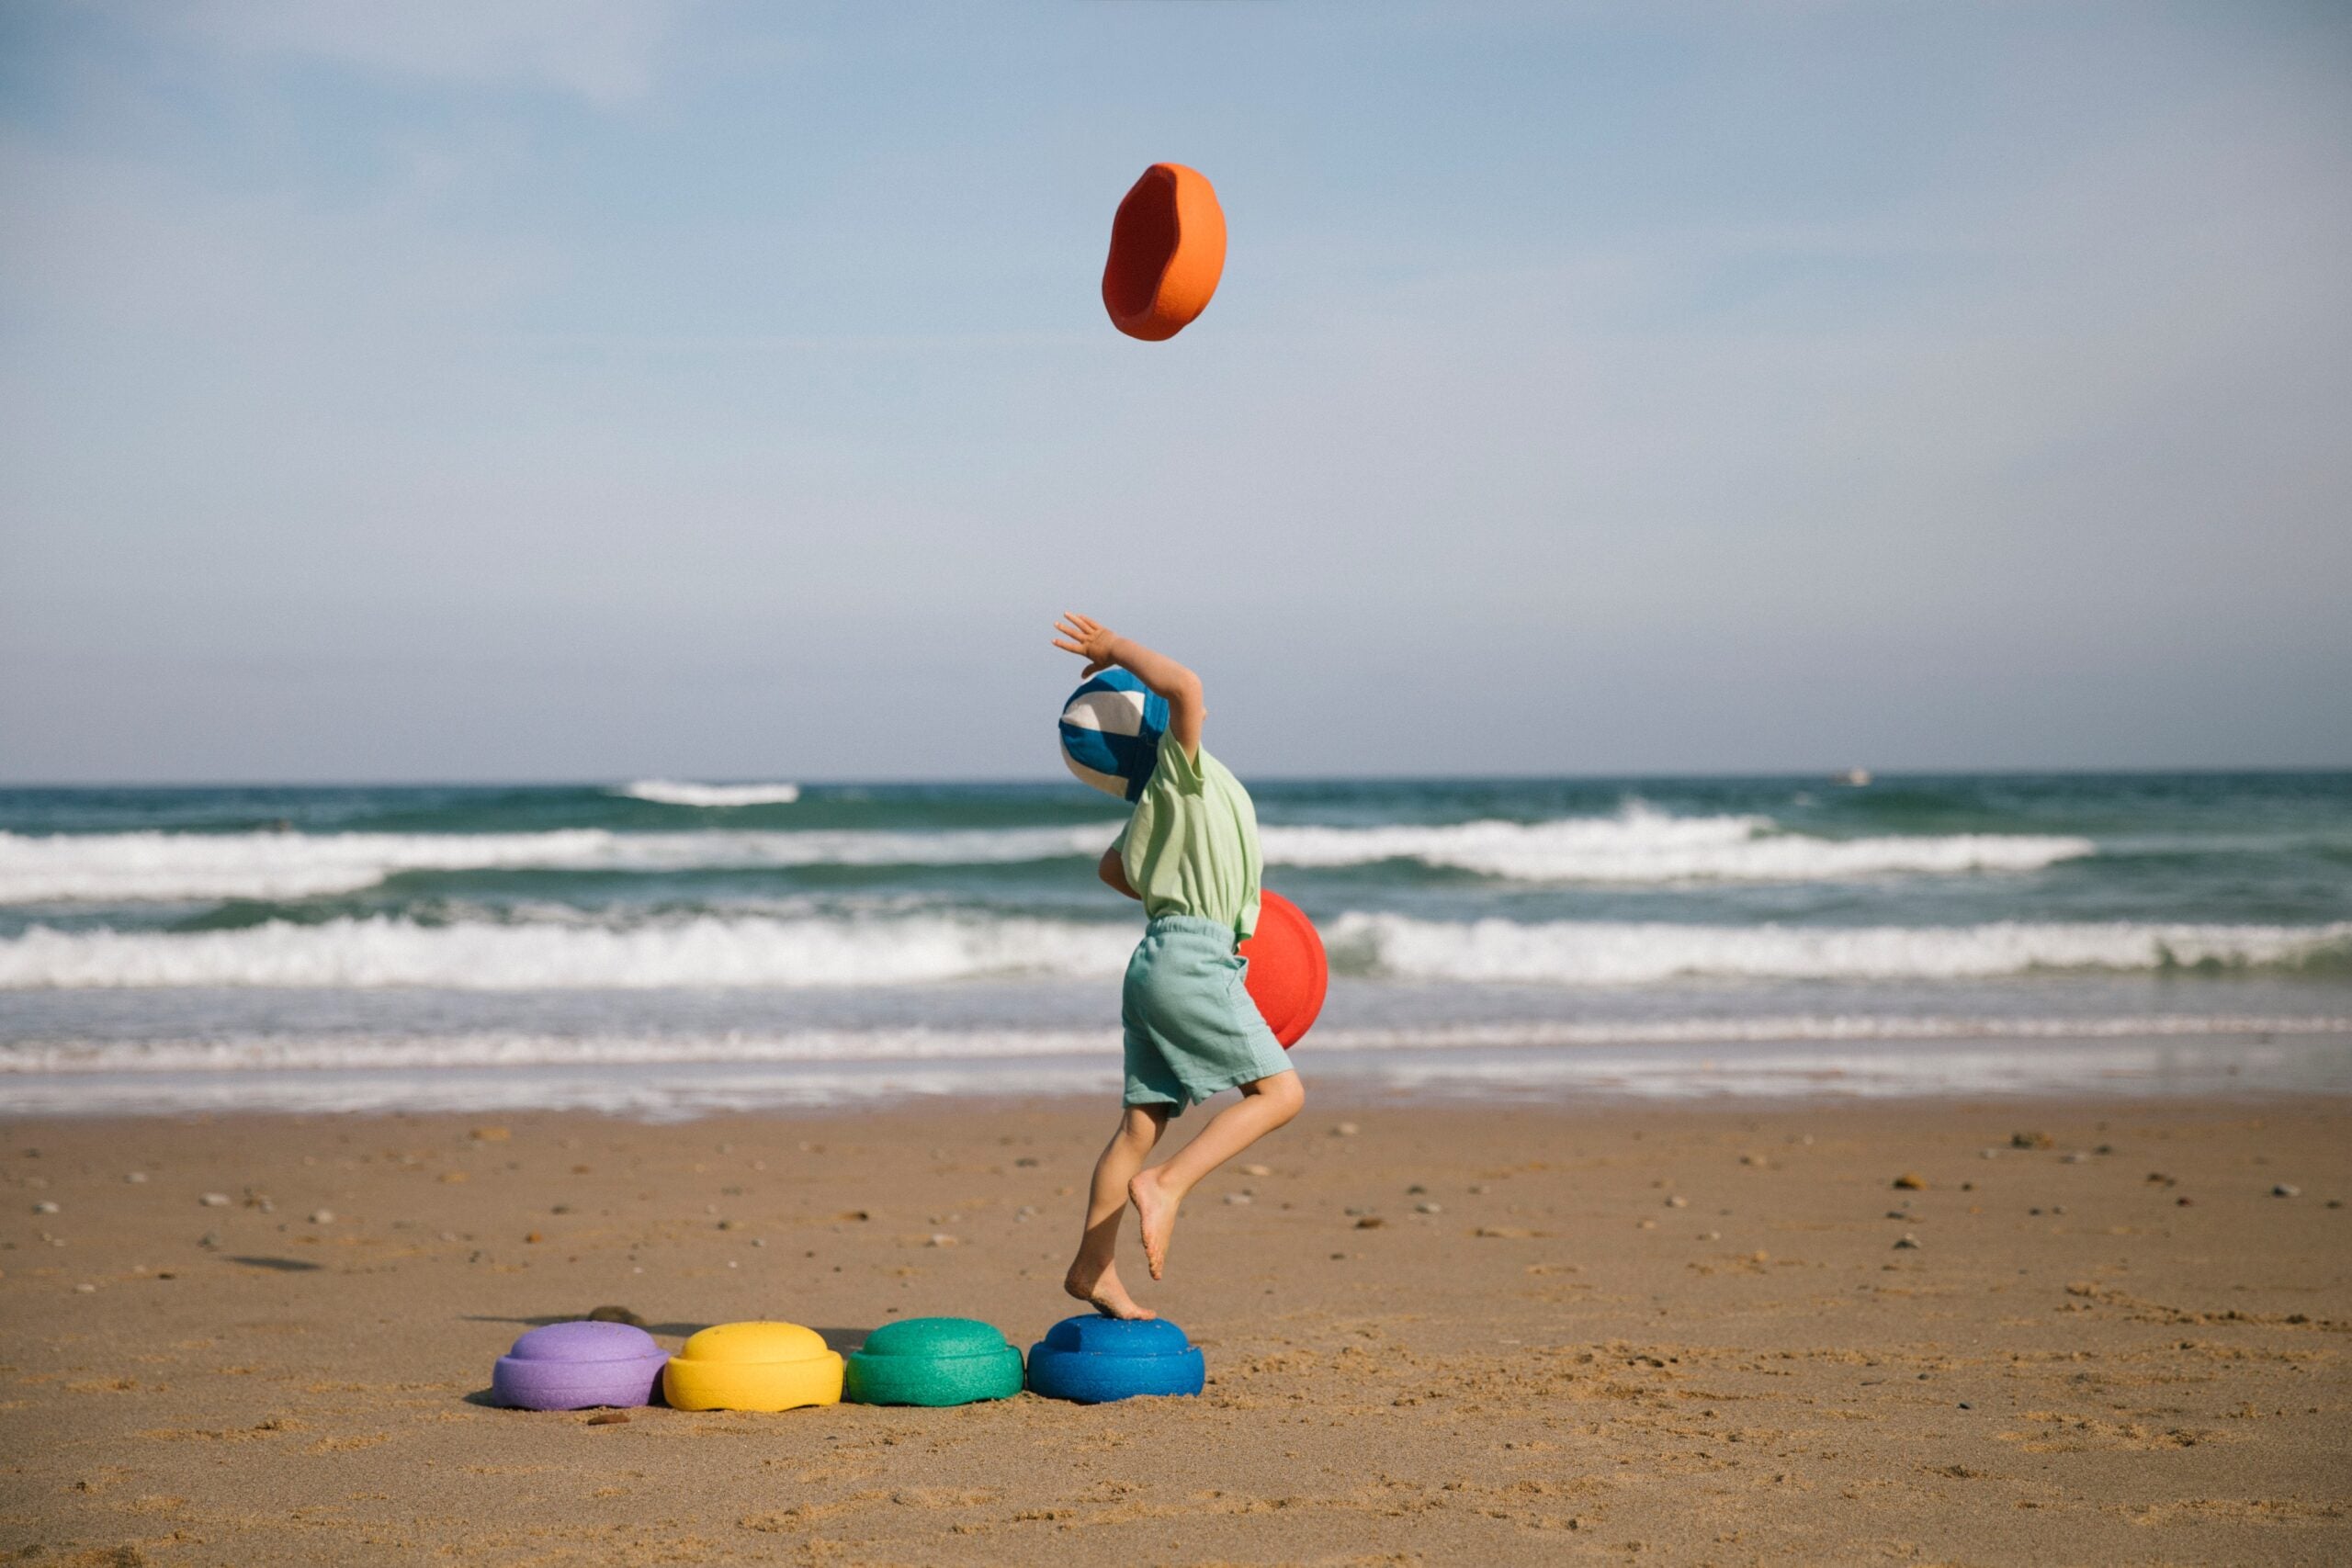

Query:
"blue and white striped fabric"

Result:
[[1058, 670, 1169, 801]]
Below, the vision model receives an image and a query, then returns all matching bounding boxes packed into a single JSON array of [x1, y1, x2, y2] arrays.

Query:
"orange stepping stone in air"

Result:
[[1102, 164, 1227, 342]]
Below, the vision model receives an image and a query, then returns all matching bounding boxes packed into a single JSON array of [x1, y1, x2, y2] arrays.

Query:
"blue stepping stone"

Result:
[[1024, 1315, 1204, 1404]]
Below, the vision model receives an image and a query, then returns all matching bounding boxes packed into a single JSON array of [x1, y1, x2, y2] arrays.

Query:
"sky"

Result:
[[1, 2, 2347, 784]]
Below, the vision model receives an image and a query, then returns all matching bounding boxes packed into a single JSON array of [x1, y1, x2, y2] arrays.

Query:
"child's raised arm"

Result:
[[1051, 614, 1204, 759]]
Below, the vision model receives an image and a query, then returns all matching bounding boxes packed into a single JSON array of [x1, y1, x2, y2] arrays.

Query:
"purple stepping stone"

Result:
[[492, 1320, 668, 1411]]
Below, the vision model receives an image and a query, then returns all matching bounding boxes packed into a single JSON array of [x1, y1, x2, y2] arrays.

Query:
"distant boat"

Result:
[[1838, 768, 1873, 787]]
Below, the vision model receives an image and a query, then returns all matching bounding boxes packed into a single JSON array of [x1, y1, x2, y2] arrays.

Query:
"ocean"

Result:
[[4, 773, 2348, 1117]]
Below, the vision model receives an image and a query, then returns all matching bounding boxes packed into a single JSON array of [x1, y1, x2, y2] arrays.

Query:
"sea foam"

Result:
[[8, 1013, 2344, 1076], [1330, 913, 2352, 984], [616, 780, 802, 807], [0, 811, 2092, 904], [2, 912, 2346, 990], [1260, 807, 2091, 882], [0, 913, 1137, 989], [0, 827, 1106, 903]]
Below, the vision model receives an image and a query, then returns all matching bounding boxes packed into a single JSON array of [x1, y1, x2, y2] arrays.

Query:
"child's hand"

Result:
[[1051, 614, 1204, 758], [1052, 614, 1119, 677]]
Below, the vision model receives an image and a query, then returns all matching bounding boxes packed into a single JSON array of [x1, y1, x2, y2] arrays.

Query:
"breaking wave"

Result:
[[2, 912, 2347, 990], [1259, 807, 2091, 882], [1329, 914, 2352, 985], [0, 810, 2091, 904], [615, 780, 801, 807], [0, 827, 1107, 904], [0, 914, 1135, 990]]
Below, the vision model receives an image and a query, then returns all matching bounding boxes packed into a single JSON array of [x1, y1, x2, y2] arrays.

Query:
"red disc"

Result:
[[1239, 889, 1328, 1048]]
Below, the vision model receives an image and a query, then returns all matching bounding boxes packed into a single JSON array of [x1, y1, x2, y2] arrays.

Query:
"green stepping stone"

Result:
[[843, 1316, 1024, 1406]]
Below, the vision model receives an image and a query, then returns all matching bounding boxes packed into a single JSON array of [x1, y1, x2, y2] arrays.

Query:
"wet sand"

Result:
[[2, 1097, 2346, 1564]]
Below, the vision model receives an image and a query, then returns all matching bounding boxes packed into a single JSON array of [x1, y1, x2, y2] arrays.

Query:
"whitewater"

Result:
[[2, 912, 2346, 989], [0, 810, 2093, 904], [4, 773, 2347, 1112]]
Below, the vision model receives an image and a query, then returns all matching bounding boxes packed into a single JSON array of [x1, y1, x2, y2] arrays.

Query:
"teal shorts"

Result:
[[1122, 915, 1295, 1115]]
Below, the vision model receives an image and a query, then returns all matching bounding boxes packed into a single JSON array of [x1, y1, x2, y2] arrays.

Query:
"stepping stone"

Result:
[[492, 1320, 668, 1412], [843, 1316, 1023, 1407], [662, 1322, 842, 1413], [1024, 1315, 1204, 1404]]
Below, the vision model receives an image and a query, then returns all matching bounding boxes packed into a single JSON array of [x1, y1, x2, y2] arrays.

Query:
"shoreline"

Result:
[[6, 1023, 2347, 1120], [4, 1097, 2347, 1563]]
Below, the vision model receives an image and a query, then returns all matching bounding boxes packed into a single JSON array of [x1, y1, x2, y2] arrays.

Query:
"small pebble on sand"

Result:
[[33, 1201, 59, 1214], [199, 1192, 230, 1207], [74, 1282, 96, 1293], [310, 1210, 334, 1225], [1416, 1201, 1443, 1214], [1225, 1193, 1252, 1206], [1242, 1164, 1272, 1177], [2011, 1132, 2052, 1150], [1667, 1195, 1688, 1208], [1333, 1122, 1360, 1137], [125, 1172, 147, 1184], [1700, 1230, 1721, 1241], [2273, 1183, 2301, 1198], [1894, 1234, 1922, 1250], [1892, 1172, 1927, 1190], [1354, 1216, 1386, 1230], [927, 1233, 956, 1247]]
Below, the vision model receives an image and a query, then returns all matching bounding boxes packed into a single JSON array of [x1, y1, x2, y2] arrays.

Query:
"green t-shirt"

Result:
[[1116, 731, 1262, 940]]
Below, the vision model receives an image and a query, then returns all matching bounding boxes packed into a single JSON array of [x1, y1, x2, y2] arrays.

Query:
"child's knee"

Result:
[[1254, 1071, 1305, 1123]]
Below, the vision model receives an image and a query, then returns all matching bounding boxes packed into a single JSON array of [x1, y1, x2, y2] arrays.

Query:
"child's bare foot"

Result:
[[1127, 1168, 1180, 1280], [1063, 1258, 1156, 1320]]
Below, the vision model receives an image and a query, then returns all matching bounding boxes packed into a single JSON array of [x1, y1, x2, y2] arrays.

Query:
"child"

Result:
[[1051, 613, 1305, 1320]]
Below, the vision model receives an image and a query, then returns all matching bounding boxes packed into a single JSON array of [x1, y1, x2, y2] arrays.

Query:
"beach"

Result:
[[4, 1094, 2346, 1565]]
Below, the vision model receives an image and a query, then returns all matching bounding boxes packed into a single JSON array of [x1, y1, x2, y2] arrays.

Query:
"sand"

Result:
[[2, 1095, 2346, 1565]]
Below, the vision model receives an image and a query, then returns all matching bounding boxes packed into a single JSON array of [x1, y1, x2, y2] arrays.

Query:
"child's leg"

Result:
[[1128, 1068, 1303, 1280], [1064, 1103, 1170, 1319]]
